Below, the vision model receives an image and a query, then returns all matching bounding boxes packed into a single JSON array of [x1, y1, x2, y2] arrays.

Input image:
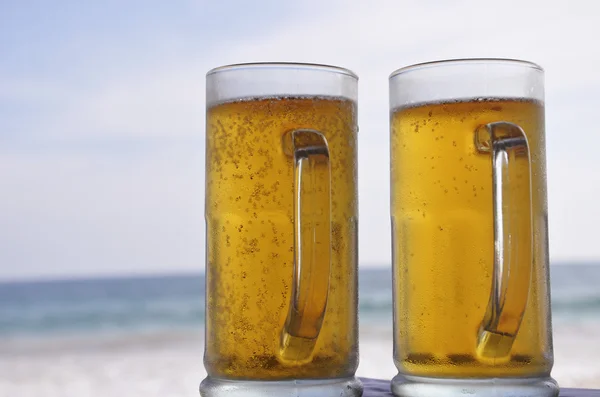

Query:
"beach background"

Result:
[[2, 1, 600, 396], [1, 264, 599, 396]]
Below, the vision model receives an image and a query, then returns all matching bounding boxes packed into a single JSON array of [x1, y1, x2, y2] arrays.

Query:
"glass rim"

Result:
[[206, 62, 358, 80], [389, 58, 543, 79]]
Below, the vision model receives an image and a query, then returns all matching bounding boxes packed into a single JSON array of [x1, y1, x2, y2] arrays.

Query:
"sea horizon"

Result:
[[1, 263, 600, 339], [1, 260, 597, 285]]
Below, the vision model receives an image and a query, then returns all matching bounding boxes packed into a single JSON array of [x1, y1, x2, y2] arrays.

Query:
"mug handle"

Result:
[[474, 122, 534, 362], [279, 129, 332, 363]]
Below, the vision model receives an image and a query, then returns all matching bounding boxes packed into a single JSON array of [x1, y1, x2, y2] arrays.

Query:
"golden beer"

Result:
[[391, 98, 553, 378], [205, 96, 358, 380]]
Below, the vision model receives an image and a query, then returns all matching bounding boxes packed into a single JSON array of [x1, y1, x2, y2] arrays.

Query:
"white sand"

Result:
[[1, 323, 598, 397]]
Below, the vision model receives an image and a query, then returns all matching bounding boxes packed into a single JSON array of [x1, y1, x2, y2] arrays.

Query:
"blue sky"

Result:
[[1, 0, 599, 280]]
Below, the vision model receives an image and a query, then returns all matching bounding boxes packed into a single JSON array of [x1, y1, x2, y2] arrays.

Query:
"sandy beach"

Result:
[[1, 322, 599, 397]]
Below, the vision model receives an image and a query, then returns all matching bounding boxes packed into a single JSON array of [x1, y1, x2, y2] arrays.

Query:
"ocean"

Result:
[[1, 264, 600, 395], [1, 264, 599, 338]]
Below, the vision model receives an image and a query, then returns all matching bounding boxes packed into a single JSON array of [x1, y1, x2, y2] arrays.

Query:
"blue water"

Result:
[[1, 265, 599, 337]]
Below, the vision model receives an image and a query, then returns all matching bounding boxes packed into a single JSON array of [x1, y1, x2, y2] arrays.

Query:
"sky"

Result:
[[1, 0, 599, 280]]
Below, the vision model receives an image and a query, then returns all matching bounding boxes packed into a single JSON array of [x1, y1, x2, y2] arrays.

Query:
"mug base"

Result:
[[391, 373, 559, 397], [200, 375, 363, 397]]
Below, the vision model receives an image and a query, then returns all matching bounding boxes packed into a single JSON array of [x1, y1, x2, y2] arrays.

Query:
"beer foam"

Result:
[[391, 97, 544, 115], [208, 94, 356, 109]]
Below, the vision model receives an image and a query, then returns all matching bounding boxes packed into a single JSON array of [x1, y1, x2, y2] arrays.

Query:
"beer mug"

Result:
[[201, 63, 362, 397], [389, 59, 559, 397]]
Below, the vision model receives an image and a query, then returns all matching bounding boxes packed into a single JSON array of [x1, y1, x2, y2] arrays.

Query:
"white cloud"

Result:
[[221, 0, 600, 263], [0, 63, 208, 141], [0, 143, 205, 279], [1, 0, 599, 279]]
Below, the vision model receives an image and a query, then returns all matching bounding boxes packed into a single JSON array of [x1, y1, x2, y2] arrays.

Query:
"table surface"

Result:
[[360, 378, 600, 397]]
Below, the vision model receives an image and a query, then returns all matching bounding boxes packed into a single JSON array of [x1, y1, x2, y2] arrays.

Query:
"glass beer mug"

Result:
[[389, 59, 559, 397], [201, 63, 362, 397]]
